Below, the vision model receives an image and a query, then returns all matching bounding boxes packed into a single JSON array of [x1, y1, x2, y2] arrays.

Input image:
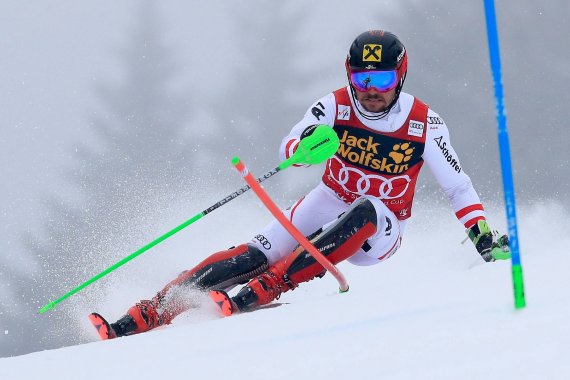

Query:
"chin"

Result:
[[363, 104, 387, 113]]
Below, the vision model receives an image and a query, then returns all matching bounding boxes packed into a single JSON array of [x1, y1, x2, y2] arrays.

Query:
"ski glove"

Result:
[[467, 220, 511, 262]]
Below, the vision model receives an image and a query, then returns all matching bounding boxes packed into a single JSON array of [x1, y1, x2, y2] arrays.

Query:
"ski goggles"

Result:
[[349, 70, 398, 92]]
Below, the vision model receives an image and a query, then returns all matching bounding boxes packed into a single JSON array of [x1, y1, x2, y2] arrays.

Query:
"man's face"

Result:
[[354, 87, 396, 113]]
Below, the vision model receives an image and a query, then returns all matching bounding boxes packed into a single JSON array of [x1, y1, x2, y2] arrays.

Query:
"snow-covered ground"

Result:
[[1, 201, 568, 380]]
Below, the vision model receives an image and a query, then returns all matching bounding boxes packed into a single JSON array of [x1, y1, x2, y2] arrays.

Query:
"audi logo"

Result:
[[327, 156, 411, 199]]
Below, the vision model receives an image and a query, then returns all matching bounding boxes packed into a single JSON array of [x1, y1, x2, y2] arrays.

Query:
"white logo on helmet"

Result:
[[397, 47, 405, 63]]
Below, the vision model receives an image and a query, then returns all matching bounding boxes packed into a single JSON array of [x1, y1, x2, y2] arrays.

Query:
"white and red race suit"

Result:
[[251, 87, 486, 266]]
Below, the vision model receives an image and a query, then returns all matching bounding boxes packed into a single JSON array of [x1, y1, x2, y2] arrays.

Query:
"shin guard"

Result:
[[230, 198, 378, 312], [115, 244, 268, 334]]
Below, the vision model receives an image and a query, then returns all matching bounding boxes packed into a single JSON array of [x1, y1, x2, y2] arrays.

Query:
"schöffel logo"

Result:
[[433, 136, 462, 173]]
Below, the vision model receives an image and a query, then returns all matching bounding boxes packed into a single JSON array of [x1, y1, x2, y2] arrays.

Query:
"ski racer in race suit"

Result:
[[89, 30, 511, 340]]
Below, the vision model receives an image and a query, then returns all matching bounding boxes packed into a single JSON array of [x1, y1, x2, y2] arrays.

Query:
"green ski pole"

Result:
[[38, 125, 339, 314]]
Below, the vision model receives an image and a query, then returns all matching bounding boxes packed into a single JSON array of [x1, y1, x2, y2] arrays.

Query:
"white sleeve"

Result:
[[279, 93, 336, 162], [423, 110, 486, 228]]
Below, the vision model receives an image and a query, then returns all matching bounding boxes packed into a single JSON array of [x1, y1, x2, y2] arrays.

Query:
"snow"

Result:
[[1, 201, 569, 379]]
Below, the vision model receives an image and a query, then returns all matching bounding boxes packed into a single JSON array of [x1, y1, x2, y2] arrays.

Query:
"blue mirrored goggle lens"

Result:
[[350, 70, 398, 92]]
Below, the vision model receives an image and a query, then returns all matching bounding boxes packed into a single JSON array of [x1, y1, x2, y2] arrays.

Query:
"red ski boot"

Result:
[[88, 312, 117, 340], [209, 290, 236, 317], [210, 263, 293, 316], [89, 300, 162, 340]]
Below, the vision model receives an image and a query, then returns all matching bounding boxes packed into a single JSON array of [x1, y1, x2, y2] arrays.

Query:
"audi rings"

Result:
[[327, 156, 411, 199]]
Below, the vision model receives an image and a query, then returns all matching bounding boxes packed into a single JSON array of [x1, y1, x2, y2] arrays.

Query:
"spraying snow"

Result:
[[1, 201, 568, 380]]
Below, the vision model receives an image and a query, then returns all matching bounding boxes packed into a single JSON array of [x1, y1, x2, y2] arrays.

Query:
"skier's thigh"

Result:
[[251, 183, 348, 264]]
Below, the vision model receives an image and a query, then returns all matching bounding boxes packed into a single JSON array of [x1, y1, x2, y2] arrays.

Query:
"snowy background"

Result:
[[1, 0, 568, 371]]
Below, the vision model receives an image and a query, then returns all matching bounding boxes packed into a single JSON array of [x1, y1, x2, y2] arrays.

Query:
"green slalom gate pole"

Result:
[[483, 0, 526, 309], [38, 125, 339, 314]]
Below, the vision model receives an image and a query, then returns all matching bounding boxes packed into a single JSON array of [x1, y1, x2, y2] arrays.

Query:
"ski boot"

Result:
[[210, 262, 292, 316], [89, 300, 161, 340], [88, 313, 117, 340]]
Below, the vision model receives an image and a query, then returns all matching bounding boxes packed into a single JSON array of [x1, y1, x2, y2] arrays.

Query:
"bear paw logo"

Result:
[[389, 143, 414, 164]]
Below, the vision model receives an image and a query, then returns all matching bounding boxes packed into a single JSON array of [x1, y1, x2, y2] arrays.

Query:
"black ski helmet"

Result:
[[345, 30, 408, 118]]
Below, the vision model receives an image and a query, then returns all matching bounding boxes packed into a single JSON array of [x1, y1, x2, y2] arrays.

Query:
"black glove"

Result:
[[467, 220, 511, 262]]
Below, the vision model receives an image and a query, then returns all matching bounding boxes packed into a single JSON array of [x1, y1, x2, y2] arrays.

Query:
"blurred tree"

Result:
[[14, 0, 198, 356], [206, 1, 311, 176]]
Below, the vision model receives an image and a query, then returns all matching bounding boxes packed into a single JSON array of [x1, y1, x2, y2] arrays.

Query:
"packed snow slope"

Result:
[[1, 201, 568, 380]]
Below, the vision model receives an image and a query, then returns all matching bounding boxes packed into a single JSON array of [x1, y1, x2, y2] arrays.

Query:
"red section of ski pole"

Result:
[[232, 157, 349, 292]]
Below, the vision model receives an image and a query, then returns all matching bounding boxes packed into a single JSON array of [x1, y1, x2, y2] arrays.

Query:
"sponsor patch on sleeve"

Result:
[[427, 116, 444, 125]]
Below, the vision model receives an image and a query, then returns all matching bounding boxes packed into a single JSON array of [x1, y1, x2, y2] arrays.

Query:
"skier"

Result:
[[90, 30, 511, 340]]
